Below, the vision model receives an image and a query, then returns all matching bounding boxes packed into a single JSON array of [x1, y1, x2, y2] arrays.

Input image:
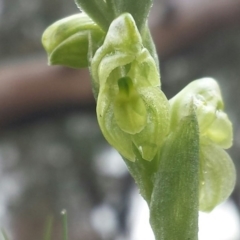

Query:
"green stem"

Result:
[[123, 148, 160, 204], [124, 158, 153, 204]]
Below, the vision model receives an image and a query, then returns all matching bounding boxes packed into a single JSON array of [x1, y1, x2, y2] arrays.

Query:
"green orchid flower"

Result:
[[42, 0, 236, 237], [92, 13, 169, 161], [42, 13, 105, 68], [169, 78, 235, 211]]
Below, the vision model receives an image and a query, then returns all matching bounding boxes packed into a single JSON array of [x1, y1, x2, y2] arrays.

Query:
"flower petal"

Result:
[[199, 139, 236, 212]]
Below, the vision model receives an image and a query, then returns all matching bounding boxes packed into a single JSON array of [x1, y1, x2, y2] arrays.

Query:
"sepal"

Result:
[[91, 13, 160, 96], [199, 139, 236, 212]]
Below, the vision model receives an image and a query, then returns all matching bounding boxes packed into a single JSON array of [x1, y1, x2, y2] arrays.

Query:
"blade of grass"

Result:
[[0, 229, 9, 240], [43, 216, 53, 240], [61, 210, 68, 240]]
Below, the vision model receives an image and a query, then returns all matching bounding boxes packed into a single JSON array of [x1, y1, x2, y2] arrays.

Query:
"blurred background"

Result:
[[0, 0, 240, 239]]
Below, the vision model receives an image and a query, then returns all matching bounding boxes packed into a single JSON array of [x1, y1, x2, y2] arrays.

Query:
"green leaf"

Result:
[[150, 108, 199, 240], [75, 0, 113, 31], [105, 0, 118, 17], [42, 13, 105, 68], [199, 139, 236, 212], [108, 0, 153, 31]]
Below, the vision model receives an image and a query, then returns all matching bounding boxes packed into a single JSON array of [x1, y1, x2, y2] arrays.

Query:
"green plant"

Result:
[[43, 211, 69, 240], [42, 1, 236, 239]]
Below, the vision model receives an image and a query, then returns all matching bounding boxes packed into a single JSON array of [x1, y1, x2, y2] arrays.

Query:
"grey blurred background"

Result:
[[0, 0, 240, 239]]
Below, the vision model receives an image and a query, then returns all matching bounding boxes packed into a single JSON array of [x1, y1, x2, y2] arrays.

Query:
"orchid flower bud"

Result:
[[169, 78, 232, 148], [93, 13, 169, 162], [42, 13, 105, 68]]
